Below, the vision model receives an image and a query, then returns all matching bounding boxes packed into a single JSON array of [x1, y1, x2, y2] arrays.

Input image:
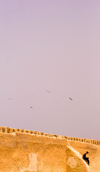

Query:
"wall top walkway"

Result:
[[0, 126, 100, 146]]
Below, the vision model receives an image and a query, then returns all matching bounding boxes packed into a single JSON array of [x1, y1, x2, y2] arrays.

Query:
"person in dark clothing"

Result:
[[83, 151, 90, 165]]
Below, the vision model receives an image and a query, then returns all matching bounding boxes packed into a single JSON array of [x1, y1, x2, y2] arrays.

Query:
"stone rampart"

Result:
[[0, 126, 100, 172], [0, 126, 100, 145]]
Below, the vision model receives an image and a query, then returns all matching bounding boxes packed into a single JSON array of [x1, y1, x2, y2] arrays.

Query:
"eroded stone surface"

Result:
[[67, 157, 77, 168], [20, 153, 37, 172], [0, 126, 100, 172]]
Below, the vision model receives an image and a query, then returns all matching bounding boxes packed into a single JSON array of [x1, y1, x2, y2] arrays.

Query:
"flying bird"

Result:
[[69, 97, 73, 101], [30, 107, 33, 108], [46, 90, 51, 93]]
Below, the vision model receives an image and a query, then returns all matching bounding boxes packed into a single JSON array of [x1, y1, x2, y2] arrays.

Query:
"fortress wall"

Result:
[[0, 126, 100, 146], [0, 127, 68, 172], [68, 140, 100, 172], [66, 147, 88, 172], [0, 126, 100, 172]]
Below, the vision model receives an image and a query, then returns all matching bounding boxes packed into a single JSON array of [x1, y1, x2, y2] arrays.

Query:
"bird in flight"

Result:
[[30, 106, 33, 108], [46, 90, 51, 93], [69, 97, 73, 101]]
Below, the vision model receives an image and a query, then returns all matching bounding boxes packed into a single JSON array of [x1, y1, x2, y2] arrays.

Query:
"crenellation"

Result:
[[97, 141, 100, 145], [56, 135, 63, 138], [34, 131, 38, 134], [64, 136, 68, 139], [25, 130, 30, 133], [38, 131, 41, 135], [48, 134, 53, 137], [0, 126, 100, 172], [96, 141, 98, 145], [88, 139, 91, 143], [85, 139, 88, 143], [83, 138, 86, 142], [2, 127, 6, 133], [10, 128, 14, 133], [94, 140, 97, 144], [90, 140, 93, 144], [6, 127, 12, 133], [29, 130, 34, 134], [54, 134, 57, 137], [92, 140, 95, 144], [80, 138, 83, 142], [62, 136, 65, 139], [13, 129, 15, 132], [78, 138, 81, 141], [14, 129, 18, 133], [44, 133, 48, 136], [79, 138, 84, 142], [17, 129, 20, 132], [0, 126, 99, 147], [76, 138, 79, 141], [41, 132, 45, 135], [72, 137, 75, 141], [38, 132, 41, 135], [86, 139, 91, 143], [20, 129, 24, 133]]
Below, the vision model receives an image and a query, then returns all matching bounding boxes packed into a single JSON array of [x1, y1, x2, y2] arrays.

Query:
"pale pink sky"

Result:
[[0, 0, 100, 140]]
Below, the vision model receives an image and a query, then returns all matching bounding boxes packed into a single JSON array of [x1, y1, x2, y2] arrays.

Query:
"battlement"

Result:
[[0, 126, 100, 172], [0, 126, 100, 146]]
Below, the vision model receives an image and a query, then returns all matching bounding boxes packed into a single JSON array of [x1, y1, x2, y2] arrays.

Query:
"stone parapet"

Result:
[[0, 126, 100, 146]]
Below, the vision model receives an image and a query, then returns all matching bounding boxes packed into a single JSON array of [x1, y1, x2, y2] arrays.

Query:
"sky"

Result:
[[0, 0, 100, 140]]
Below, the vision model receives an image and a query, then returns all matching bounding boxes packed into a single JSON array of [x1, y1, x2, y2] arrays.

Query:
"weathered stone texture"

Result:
[[0, 126, 100, 172]]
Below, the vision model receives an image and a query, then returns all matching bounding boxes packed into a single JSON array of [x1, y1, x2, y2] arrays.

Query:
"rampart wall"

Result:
[[0, 126, 100, 172], [0, 126, 100, 145]]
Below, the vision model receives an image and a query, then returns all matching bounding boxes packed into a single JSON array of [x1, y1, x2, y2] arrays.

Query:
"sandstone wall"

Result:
[[0, 126, 100, 172]]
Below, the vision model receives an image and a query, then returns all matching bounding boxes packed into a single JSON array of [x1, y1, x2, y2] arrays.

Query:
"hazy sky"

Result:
[[0, 0, 100, 140]]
